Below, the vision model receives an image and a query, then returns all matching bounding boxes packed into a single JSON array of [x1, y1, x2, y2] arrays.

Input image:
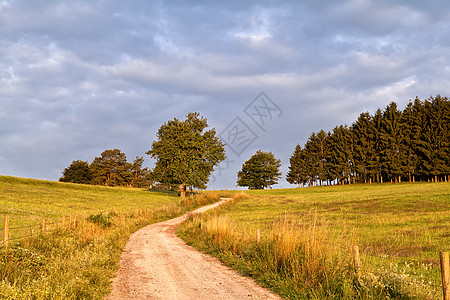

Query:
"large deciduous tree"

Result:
[[237, 150, 281, 189], [147, 112, 226, 197], [59, 160, 93, 184]]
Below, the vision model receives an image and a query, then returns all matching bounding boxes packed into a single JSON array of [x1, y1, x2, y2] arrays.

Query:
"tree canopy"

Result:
[[90, 149, 129, 186], [287, 95, 450, 186], [60, 150, 150, 188], [147, 112, 226, 197], [59, 160, 92, 184], [237, 150, 281, 189]]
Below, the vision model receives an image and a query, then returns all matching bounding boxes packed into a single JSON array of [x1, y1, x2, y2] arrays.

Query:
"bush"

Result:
[[87, 212, 112, 228]]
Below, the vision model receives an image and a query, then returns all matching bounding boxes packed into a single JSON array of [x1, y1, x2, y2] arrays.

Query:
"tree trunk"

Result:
[[180, 184, 186, 198]]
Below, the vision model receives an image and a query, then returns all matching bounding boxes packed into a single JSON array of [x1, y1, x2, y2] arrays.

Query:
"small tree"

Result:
[[237, 150, 281, 189], [147, 112, 226, 197], [59, 160, 93, 184]]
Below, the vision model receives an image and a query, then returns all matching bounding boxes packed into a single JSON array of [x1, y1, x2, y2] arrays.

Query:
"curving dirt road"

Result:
[[107, 199, 281, 300]]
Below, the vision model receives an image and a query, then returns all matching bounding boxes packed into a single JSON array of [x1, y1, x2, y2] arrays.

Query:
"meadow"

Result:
[[0, 175, 219, 299], [179, 182, 450, 299], [0, 175, 179, 227]]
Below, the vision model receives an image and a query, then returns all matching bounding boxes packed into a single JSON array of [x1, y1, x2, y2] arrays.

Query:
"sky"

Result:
[[1, 0, 450, 190]]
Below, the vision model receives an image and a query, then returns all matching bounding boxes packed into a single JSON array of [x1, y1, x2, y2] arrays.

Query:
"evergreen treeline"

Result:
[[287, 95, 450, 187], [59, 149, 151, 188]]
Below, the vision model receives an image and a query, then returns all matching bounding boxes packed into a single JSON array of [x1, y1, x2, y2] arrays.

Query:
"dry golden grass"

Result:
[[179, 182, 449, 299]]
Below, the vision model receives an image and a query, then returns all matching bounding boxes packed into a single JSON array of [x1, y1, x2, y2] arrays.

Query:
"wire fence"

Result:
[[1, 215, 74, 247], [218, 225, 448, 298], [2, 215, 450, 299]]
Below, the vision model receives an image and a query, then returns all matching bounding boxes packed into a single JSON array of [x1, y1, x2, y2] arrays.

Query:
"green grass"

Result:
[[179, 182, 450, 299], [0, 175, 179, 237], [0, 175, 220, 299]]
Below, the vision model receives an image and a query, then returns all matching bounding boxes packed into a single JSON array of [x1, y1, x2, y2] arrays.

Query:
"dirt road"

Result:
[[107, 199, 281, 300]]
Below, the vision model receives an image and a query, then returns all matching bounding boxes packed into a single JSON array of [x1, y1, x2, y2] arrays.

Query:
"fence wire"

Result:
[[221, 227, 444, 293]]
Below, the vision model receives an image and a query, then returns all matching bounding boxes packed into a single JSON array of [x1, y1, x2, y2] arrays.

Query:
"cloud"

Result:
[[1, 0, 450, 188]]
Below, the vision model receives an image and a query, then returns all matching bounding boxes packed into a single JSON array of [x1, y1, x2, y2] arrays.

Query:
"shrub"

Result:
[[87, 212, 112, 228]]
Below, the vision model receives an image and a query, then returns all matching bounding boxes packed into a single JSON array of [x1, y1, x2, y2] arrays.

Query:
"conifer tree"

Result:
[[420, 95, 449, 182], [328, 125, 353, 184], [370, 108, 384, 182], [380, 102, 405, 182], [411, 98, 426, 181], [304, 133, 319, 186], [401, 99, 421, 182], [90, 149, 129, 186], [286, 144, 308, 188], [316, 130, 329, 186], [352, 112, 376, 183], [129, 156, 151, 188]]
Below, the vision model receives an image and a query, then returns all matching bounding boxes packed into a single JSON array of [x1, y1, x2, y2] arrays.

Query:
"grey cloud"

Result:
[[1, 0, 450, 188]]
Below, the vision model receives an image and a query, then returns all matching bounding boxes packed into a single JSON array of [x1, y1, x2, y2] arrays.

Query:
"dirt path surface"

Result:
[[107, 199, 281, 300]]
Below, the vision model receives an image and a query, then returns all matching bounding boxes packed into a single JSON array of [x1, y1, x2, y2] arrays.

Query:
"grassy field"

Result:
[[0, 175, 180, 237], [179, 182, 450, 299], [0, 175, 219, 299]]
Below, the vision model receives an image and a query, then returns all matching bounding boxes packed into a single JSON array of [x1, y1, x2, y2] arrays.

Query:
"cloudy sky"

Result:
[[1, 0, 450, 189]]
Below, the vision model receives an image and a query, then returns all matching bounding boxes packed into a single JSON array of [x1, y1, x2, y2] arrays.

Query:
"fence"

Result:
[[240, 226, 449, 299], [1, 215, 66, 249], [2, 215, 450, 299], [0, 212, 113, 249], [1, 210, 154, 249]]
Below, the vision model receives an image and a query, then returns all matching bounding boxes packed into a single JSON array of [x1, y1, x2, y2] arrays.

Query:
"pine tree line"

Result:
[[287, 95, 450, 187]]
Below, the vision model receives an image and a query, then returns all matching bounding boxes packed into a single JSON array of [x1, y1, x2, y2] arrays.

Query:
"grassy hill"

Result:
[[0, 175, 217, 299], [179, 182, 450, 299], [0, 175, 178, 233], [225, 182, 449, 259]]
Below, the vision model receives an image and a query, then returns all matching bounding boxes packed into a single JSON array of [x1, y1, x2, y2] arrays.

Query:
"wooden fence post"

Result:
[[441, 251, 450, 300], [352, 245, 361, 278], [256, 228, 261, 243], [3, 215, 9, 248], [41, 218, 46, 234]]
